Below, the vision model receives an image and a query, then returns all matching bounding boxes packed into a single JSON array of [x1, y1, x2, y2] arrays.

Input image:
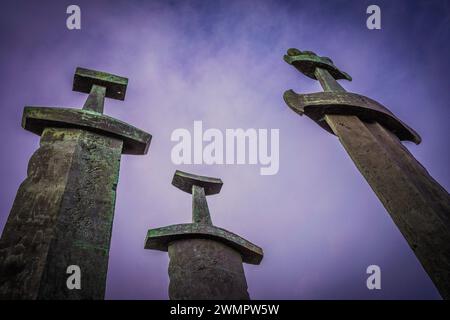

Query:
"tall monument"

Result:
[[283, 48, 450, 299], [0, 68, 152, 299], [145, 170, 263, 300]]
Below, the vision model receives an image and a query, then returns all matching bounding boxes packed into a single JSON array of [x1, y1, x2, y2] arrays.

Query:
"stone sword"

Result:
[[283, 48, 450, 299], [0, 67, 151, 299], [145, 170, 263, 300]]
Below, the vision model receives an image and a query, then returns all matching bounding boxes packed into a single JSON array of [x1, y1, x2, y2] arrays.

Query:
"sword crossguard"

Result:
[[283, 48, 422, 144], [22, 67, 152, 154], [284, 48, 352, 82]]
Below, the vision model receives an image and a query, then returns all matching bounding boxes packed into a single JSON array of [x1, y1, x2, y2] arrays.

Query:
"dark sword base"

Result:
[[168, 238, 250, 300], [0, 127, 122, 299]]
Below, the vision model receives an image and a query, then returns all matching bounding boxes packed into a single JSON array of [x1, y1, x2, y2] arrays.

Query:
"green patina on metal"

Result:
[[145, 170, 263, 265], [22, 106, 151, 154], [172, 170, 223, 195], [146, 224, 263, 265], [283, 48, 450, 300], [0, 67, 151, 300], [73, 67, 128, 100], [283, 48, 420, 144], [145, 170, 263, 300], [284, 48, 352, 81], [72, 240, 109, 255], [83, 84, 106, 113], [283, 90, 421, 144]]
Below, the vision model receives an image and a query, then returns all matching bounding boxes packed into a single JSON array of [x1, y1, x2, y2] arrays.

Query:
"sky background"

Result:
[[0, 0, 449, 299]]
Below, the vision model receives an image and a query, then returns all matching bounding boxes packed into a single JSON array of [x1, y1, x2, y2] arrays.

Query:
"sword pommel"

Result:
[[172, 170, 223, 196], [73, 67, 128, 101], [22, 67, 152, 154], [284, 48, 352, 82]]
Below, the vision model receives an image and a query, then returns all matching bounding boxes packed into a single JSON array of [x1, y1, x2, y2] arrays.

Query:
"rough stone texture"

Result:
[[22, 106, 151, 155], [283, 49, 450, 299], [146, 171, 262, 300], [192, 185, 213, 225], [172, 170, 223, 195], [0, 67, 151, 300], [0, 127, 122, 299], [325, 114, 450, 299], [73, 67, 128, 100], [168, 239, 250, 300], [83, 84, 106, 113], [146, 223, 264, 265]]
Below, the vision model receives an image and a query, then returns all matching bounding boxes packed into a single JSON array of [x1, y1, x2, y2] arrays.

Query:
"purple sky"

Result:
[[0, 0, 449, 299]]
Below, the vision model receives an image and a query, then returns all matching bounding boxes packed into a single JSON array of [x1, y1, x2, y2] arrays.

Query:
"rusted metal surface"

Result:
[[145, 170, 263, 299], [283, 48, 450, 299]]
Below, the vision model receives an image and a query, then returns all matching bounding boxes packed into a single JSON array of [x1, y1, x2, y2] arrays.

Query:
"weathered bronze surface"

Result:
[[146, 223, 263, 265], [284, 48, 352, 81], [0, 68, 151, 299], [73, 67, 128, 100], [283, 49, 450, 299], [22, 106, 150, 155], [283, 90, 421, 143], [145, 170, 263, 299], [172, 170, 223, 195]]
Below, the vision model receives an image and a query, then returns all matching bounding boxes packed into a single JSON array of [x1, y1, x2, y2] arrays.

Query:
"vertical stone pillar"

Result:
[[0, 68, 152, 299]]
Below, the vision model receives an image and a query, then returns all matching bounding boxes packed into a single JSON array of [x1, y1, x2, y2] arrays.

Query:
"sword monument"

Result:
[[145, 170, 263, 300], [0, 68, 151, 299], [283, 48, 450, 299]]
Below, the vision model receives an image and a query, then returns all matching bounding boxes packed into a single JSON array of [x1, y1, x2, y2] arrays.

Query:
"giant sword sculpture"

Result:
[[0, 68, 151, 299], [145, 170, 263, 300], [283, 48, 450, 299]]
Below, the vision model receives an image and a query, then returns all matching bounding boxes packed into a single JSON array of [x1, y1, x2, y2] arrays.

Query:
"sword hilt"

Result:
[[282, 48, 422, 144], [314, 67, 347, 93], [146, 170, 263, 265], [192, 185, 212, 225], [171, 170, 223, 225], [73, 67, 128, 113], [284, 48, 351, 86]]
